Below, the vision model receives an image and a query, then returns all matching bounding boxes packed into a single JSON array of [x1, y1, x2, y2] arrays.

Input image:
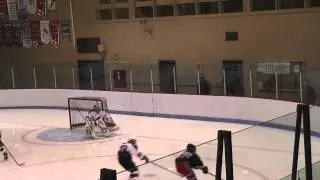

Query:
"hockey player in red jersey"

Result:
[[0, 130, 8, 160], [175, 144, 208, 180], [117, 139, 149, 179]]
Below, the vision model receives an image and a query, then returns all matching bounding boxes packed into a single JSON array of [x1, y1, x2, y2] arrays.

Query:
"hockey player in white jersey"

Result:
[[117, 139, 149, 179], [0, 130, 8, 160], [85, 105, 119, 138]]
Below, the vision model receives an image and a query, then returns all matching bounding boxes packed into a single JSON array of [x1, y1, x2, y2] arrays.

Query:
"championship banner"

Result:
[[47, 0, 55, 11], [40, 20, 50, 44], [22, 22, 32, 48], [60, 20, 71, 41], [17, 0, 28, 20], [0, 0, 8, 20], [30, 21, 41, 48], [37, 0, 46, 16], [27, 0, 36, 14], [49, 20, 59, 48], [7, 0, 18, 20]]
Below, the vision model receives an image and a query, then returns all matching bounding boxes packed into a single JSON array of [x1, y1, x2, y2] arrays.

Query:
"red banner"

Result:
[[50, 20, 59, 48], [30, 21, 41, 48], [37, 0, 46, 16], [0, 0, 8, 20]]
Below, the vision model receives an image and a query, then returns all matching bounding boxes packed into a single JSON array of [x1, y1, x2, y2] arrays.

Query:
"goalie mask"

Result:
[[93, 105, 100, 112]]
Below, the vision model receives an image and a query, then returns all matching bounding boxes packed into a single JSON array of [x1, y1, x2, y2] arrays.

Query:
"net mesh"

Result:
[[68, 97, 108, 129]]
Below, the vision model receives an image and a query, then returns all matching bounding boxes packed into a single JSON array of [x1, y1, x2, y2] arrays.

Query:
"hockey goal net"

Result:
[[68, 97, 113, 129]]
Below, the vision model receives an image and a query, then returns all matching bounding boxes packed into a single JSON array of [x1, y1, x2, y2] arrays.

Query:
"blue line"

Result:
[[0, 106, 317, 138]]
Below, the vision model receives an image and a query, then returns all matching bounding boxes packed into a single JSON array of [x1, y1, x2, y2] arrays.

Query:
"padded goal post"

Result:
[[68, 97, 112, 129]]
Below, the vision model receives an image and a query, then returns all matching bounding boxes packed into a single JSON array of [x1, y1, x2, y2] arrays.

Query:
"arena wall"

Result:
[[0, 89, 297, 122]]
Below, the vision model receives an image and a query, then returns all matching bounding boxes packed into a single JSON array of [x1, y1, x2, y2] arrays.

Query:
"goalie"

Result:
[[84, 105, 119, 138]]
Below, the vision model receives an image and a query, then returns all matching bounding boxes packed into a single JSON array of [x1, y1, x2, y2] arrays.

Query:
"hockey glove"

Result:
[[142, 156, 150, 163], [202, 166, 208, 174]]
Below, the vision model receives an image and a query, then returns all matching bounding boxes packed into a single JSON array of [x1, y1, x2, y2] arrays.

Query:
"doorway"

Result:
[[77, 60, 105, 90], [222, 60, 244, 96], [159, 60, 176, 93]]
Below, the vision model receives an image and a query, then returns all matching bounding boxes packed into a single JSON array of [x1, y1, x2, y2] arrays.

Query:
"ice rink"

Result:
[[1, 109, 320, 180]]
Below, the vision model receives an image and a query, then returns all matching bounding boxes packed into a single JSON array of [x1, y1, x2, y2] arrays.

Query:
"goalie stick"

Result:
[[2, 141, 25, 166]]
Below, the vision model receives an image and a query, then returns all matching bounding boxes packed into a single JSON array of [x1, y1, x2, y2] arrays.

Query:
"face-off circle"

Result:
[[22, 128, 125, 145]]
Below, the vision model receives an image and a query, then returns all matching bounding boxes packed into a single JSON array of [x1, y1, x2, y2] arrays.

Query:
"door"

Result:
[[222, 60, 244, 96], [159, 60, 176, 93], [112, 70, 127, 89], [77, 60, 105, 90]]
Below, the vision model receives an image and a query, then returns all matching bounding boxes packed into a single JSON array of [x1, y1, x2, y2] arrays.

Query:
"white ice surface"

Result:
[[0, 109, 320, 180]]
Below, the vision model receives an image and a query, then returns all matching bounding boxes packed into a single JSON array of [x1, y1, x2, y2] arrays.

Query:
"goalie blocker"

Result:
[[68, 97, 119, 137]]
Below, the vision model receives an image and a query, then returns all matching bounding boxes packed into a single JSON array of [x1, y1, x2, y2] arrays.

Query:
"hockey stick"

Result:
[[149, 161, 183, 177], [208, 172, 216, 177], [2, 141, 25, 166]]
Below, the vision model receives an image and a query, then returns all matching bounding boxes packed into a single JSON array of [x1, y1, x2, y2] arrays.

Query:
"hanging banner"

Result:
[[40, 20, 50, 44], [7, 0, 18, 20], [22, 22, 32, 48], [47, 0, 55, 11], [17, 0, 28, 20], [31, 21, 41, 48], [60, 20, 71, 41], [0, 0, 8, 20], [50, 20, 59, 48], [37, 0, 46, 16], [27, 0, 36, 14]]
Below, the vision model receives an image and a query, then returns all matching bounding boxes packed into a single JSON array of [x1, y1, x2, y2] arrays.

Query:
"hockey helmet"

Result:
[[128, 138, 137, 145], [187, 143, 196, 152]]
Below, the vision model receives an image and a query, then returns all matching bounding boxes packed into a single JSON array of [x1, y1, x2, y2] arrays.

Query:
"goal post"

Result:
[[68, 97, 112, 129]]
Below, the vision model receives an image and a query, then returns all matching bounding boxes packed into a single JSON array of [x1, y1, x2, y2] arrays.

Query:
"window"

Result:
[[98, 9, 112, 20], [199, 1, 218, 14], [176, 3, 196, 16], [156, 5, 174, 17], [76, 37, 100, 53], [223, 0, 243, 13], [279, 0, 304, 9], [99, 0, 111, 5], [114, 8, 129, 19], [135, 6, 154, 18], [256, 61, 303, 95], [252, 0, 275, 11], [310, 0, 320, 7], [225, 32, 238, 41]]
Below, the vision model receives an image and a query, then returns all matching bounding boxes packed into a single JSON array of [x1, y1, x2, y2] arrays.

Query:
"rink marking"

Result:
[[21, 128, 128, 146]]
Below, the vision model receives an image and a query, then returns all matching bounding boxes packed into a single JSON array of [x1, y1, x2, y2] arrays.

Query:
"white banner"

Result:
[[27, 0, 36, 14], [40, 20, 51, 44], [7, 0, 18, 20], [47, 0, 56, 11], [22, 22, 32, 48], [257, 61, 291, 74]]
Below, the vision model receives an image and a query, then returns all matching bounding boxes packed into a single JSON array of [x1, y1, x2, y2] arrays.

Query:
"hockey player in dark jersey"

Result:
[[0, 130, 8, 160], [175, 144, 208, 180], [117, 139, 150, 179]]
